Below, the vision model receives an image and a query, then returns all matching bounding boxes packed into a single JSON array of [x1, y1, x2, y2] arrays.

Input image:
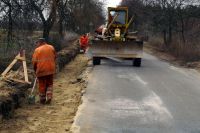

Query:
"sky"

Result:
[[106, 0, 122, 7], [101, 0, 122, 16]]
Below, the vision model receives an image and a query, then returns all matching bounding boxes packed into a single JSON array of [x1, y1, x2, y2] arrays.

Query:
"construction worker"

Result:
[[79, 34, 89, 53], [32, 38, 56, 104]]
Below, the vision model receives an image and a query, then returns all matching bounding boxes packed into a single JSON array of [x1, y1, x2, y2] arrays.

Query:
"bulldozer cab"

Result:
[[107, 7, 130, 41], [108, 7, 128, 26]]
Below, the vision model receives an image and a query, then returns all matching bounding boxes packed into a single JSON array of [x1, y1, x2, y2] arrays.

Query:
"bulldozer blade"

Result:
[[90, 40, 143, 59]]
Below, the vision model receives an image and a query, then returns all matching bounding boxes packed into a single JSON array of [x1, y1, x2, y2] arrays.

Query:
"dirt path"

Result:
[[0, 55, 89, 133]]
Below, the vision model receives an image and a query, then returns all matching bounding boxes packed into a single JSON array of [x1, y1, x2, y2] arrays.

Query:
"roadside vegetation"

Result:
[[120, 0, 200, 62], [0, 0, 105, 70]]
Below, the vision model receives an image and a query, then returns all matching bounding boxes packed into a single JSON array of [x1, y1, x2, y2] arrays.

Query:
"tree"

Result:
[[1, 0, 13, 48], [120, 0, 200, 46], [29, 0, 59, 40], [0, 0, 105, 52]]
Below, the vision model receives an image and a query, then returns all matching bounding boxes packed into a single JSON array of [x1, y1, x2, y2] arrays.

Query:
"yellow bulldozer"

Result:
[[91, 7, 143, 67]]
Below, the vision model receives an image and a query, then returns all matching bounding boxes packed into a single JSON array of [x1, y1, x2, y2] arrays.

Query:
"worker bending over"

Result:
[[32, 38, 56, 104]]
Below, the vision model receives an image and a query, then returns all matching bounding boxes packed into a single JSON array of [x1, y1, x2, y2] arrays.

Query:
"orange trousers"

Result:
[[80, 45, 87, 53], [38, 75, 53, 103]]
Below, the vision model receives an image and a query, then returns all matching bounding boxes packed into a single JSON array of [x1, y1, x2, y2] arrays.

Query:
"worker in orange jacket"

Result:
[[79, 34, 89, 53], [32, 38, 56, 104]]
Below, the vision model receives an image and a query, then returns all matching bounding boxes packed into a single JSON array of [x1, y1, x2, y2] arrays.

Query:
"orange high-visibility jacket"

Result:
[[32, 43, 56, 77], [80, 36, 89, 47]]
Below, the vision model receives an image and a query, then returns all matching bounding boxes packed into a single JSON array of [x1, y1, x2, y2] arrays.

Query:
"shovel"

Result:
[[28, 78, 37, 104]]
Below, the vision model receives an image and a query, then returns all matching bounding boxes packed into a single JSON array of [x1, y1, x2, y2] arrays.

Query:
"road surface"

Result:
[[72, 53, 200, 133]]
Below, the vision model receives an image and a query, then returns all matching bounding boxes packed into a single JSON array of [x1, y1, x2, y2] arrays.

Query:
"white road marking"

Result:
[[107, 91, 173, 124], [117, 74, 132, 80], [135, 75, 148, 85]]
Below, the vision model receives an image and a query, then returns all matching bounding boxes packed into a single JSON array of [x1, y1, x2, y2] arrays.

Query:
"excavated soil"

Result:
[[0, 55, 89, 133], [0, 41, 80, 120]]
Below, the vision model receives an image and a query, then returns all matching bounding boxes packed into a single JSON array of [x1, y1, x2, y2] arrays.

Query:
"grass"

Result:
[[148, 35, 200, 62], [0, 30, 79, 71]]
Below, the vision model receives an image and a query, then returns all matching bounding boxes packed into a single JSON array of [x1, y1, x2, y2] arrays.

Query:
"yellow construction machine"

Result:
[[91, 7, 143, 67]]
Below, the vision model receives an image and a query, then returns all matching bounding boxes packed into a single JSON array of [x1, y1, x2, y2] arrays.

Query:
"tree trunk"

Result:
[[168, 11, 173, 45], [58, 1, 64, 38], [6, 4, 13, 52], [31, 0, 58, 41], [163, 30, 167, 47], [180, 14, 185, 43], [43, 25, 50, 41], [59, 19, 63, 38], [168, 24, 172, 44]]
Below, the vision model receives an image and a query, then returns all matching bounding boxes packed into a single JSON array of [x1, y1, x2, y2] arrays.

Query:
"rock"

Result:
[[46, 110, 53, 115], [81, 90, 86, 96], [65, 128, 69, 131], [83, 84, 87, 88], [69, 120, 74, 123], [70, 79, 78, 84], [58, 84, 62, 87], [80, 79, 85, 83], [77, 75, 83, 81]]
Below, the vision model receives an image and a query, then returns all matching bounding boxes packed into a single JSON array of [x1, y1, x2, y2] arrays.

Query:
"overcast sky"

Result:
[[106, 0, 122, 7]]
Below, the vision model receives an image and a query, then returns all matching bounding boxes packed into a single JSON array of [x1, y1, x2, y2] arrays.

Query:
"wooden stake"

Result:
[[1, 50, 31, 84]]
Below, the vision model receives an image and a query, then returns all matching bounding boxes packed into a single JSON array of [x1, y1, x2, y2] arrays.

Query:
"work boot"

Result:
[[46, 87, 53, 104], [46, 99, 52, 104], [40, 99, 46, 104], [39, 94, 46, 104]]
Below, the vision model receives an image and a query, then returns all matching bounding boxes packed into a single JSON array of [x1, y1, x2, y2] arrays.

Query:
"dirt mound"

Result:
[[0, 40, 80, 120]]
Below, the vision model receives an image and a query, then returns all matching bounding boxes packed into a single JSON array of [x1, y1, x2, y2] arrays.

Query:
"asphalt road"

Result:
[[72, 53, 200, 133]]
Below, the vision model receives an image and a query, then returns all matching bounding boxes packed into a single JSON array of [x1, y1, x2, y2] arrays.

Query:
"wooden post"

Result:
[[1, 50, 31, 84]]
